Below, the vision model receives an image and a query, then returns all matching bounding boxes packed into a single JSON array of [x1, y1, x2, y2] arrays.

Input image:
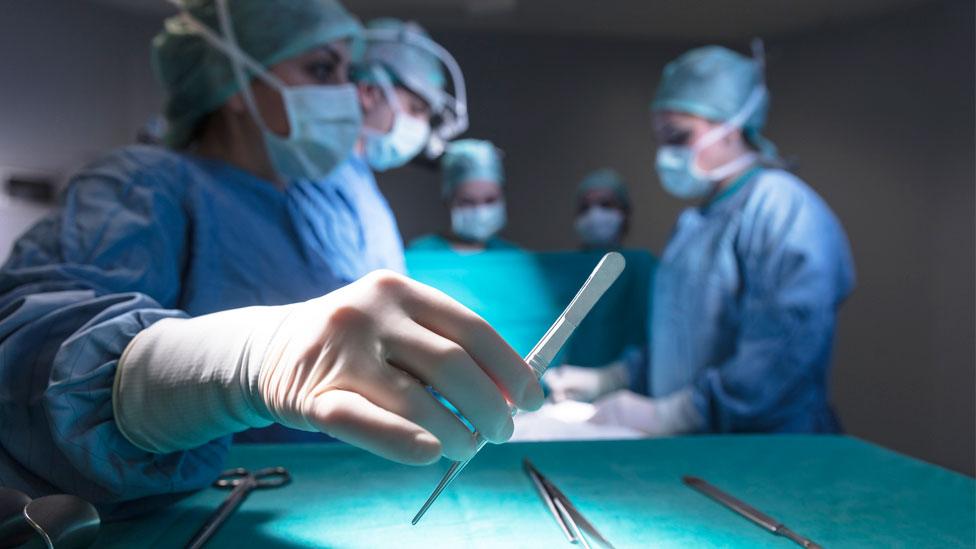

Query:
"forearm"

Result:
[[1, 288, 233, 509]]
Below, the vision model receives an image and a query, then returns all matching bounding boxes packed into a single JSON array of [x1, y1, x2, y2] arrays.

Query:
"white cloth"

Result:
[[511, 400, 645, 442]]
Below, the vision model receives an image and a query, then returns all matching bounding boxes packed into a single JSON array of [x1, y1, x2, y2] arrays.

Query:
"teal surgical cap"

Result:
[[652, 45, 779, 161], [153, 0, 363, 148], [356, 19, 447, 112], [441, 139, 504, 199], [577, 169, 630, 209]]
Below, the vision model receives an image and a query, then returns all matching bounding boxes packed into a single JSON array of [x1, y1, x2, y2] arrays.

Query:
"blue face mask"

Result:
[[259, 80, 363, 181], [181, 3, 363, 182], [575, 206, 624, 247], [451, 202, 506, 243]]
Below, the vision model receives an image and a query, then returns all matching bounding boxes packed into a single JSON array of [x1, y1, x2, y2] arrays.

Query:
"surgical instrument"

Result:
[[683, 476, 822, 549], [186, 467, 291, 549], [524, 459, 615, 548], [412, 252, 626, 525]]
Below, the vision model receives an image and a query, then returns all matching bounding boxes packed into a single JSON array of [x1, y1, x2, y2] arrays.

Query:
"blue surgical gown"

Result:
[[650, 168, 855, 433], [287, 152, 405, 282], [0, 145, 403, 516]]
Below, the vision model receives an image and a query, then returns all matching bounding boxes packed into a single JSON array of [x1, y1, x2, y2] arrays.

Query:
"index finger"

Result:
[[395, 279, 544, 412]]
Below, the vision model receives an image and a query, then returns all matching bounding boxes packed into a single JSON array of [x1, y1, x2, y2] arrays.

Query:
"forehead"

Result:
[[580, 188, 621, 205], [293, 39, 351, 62], [652, 110, 709, 131]]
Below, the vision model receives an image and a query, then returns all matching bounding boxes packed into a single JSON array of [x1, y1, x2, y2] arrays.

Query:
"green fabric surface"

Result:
[[405, 249, 655, 367], [407, 235, 520, 252], [97, 436, 975, 548]]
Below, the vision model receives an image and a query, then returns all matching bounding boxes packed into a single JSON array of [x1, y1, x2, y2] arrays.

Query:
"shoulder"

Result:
[[68, 145, 203, 204], [745, 169, 816, 214], [736, 169, 856, 298], [487, 238, 520, 250], [740, 169, 843, 239], [80, 145, 197, 182], [59, 146, 205, 254], [408, 234, 449, 250], [736, 170, 849, 257]]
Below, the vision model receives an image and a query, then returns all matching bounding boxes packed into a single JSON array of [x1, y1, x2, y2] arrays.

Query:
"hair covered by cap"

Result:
[[440, 139, 504, 199], [577, 168, 630, 209], [153, 0, 363, 148]]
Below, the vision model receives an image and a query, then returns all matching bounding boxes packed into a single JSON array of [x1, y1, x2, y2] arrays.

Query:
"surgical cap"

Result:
[[577, 169, 630, 210], [356, 18, 447, 113], [441, 139, 504, 199], [652, 45, 778, 160], [153, 0, 363, 148]]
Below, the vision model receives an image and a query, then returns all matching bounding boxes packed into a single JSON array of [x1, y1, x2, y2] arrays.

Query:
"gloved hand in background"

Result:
[[543, 361, 630, 402], [114, 270, 544, 465], [588, 389, 702, 437]]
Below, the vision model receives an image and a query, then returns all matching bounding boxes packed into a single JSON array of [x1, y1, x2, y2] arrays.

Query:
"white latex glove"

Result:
[[543, 361, 629, 402], [114, 270, 544, 465], [589, 389, 703, 437]]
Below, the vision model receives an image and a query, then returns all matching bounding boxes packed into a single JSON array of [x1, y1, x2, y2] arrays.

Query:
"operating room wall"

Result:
[[0, 0, 163, 258], [378, 0, 976, 474], [0, 0, 972, 475]]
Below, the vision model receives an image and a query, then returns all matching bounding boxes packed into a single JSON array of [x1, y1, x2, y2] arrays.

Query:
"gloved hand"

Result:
[[588, 389, 702, 437], [114, 270, 544, 465], [543, 362, 629, 402]]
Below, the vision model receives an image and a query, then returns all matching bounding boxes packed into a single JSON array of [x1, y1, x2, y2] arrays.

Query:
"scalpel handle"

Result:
[[412, 253, 626, 525]]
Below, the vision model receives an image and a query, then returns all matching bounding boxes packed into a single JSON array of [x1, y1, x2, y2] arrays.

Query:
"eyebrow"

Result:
[[659, 125, 690, 138], [310, 46, 343, 65]]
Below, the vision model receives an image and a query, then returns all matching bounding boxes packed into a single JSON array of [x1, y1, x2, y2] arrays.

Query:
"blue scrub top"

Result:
[[408, 233, 519, 251], [0, 146, 403, 516], [650, 167, 856, 434], [287, 152, 405, 282]]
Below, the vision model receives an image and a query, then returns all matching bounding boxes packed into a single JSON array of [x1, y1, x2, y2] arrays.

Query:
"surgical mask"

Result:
[[180, 1, 362, 183], [656, 86, 765, 199], [260, 83, 362, 181], [575, 206, 624, 247], [451, 202, 506, 243], [362, 68, 431, 171]]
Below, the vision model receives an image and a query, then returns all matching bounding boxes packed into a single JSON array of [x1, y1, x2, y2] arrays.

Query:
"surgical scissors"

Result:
[[185, 467, 291, 549]]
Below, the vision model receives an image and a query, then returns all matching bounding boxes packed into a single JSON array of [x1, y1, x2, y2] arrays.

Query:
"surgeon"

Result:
[[0, 0, 542, 517], [574, 168, 631, 250], [409, 139, 517, 252], [565, 44, 855, 436], [285, 18, 466, 283]]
